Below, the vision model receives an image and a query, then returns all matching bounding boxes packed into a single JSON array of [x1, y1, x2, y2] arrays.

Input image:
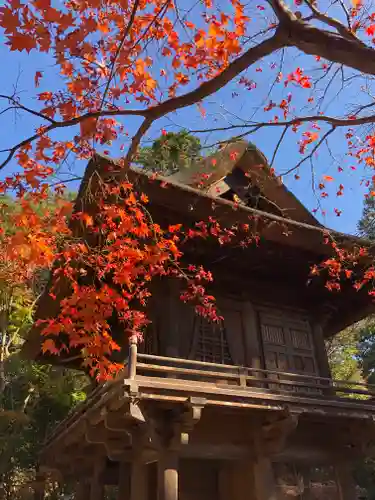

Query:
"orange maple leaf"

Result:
[[323, 175, 334, 182]]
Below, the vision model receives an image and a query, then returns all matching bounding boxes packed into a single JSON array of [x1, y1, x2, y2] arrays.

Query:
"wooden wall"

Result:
[[144, 276, 331, 379]]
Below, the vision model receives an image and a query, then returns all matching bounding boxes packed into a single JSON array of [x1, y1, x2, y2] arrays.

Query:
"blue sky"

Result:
[[0, 9, 372, 237]]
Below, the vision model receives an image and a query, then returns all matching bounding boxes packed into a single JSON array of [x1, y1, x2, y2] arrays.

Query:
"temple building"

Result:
[[23, 141, 375, 499]]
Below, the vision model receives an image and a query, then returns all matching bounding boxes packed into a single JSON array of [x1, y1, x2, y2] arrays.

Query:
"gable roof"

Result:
[[169, 140, 321, 226], [21, 141, 375, 368]]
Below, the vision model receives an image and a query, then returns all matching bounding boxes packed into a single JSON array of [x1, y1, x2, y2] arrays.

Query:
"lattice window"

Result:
[[194, 317, 232, 364], [261, 324, 285, 345], [290, 328, 311, 350]]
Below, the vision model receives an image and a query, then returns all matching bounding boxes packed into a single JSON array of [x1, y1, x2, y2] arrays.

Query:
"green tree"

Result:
[[358, 195, 375, 240], [136, 130, 202, 175]]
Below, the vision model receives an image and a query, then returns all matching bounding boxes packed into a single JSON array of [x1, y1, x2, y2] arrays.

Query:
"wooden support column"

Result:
[[33, 469, 46, 500], [242, 300, 263, 378], [117, 461, 130, 500], [90, 457, 105, 500], [311, 322, 331, 379], [157, 451, 179, 500], [128, 336, 138, 380], [253, 458, 278, 500], [219, 459, 256, 500], [75, 481, 90, 500], [336, 463, 357, 500], [130, 457, 148, 500]]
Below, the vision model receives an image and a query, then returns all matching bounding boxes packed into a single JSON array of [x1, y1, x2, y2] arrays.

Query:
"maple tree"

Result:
[[4, 0, 375, 377]]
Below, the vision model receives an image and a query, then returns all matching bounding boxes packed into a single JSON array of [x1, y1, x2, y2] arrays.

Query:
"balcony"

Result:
[[132, 352, 375, 417], [40, 349, 375, 473]]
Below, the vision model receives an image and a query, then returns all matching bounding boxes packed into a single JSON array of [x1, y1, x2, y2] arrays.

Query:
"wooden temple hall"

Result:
[[23, 141, 375, 499]]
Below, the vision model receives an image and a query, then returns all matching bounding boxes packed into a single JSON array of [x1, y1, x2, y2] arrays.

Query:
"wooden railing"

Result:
[[136, 353, 375, 401]]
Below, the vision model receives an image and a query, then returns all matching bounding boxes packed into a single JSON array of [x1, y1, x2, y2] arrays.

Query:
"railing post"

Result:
[[128, 335, 138, 380]]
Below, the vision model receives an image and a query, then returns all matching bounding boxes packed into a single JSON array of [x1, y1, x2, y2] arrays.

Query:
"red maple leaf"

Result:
[[7, 32, 37, 52]]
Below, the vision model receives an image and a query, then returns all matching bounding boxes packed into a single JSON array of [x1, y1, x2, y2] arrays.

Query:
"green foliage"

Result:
[[358, 194, 375, 240], [136, 130, 202, 175], [326, 326, 362, 382]]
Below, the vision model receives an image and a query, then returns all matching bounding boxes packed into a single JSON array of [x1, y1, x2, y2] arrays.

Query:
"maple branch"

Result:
[[0, 94, 56, 124], [143, 28, 287, 120], [270, 125, 289, 168], [285, 19, 375, 75], [100, 0, 141, 109], [189, 111, 375, 133], [303, 0, 358, 42], [125, 117, 153, 167], [282, 126, 336, 176], [0, 108, 146, 171]]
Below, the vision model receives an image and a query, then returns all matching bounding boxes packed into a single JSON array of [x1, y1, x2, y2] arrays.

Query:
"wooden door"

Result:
[[258, 308, 318, 393]]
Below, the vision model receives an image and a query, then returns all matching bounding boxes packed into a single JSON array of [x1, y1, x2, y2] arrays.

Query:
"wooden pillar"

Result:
[[311, 322, 331, 379], [130, 457, 148, 500], [157, 451, 179, 500], [242, 300, 265, 387], [219, 459, 256, 500], [128, 336, 138, 380], [33, 469, 46, 500], [75, 481, 90, 500], [253, 458, 278, 500], [336, 463, 357, 500], [117, 461, 130, 500], [90, 457, 105, 500]]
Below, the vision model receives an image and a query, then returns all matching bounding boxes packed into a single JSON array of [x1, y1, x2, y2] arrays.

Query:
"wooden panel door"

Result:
[[258, 308, 318, 393]]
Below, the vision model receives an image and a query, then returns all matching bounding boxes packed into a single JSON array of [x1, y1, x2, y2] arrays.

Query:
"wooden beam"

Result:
[[157, 451, 179, 500]]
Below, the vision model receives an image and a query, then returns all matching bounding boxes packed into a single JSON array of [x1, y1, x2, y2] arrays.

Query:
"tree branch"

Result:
[[0, 94, 57, 124], [282, 126, 336, 176], [287, 20, 375, 75], [143, 28, 287, 121], [303, 0, 358, 42], [100, 0, 142, 109]]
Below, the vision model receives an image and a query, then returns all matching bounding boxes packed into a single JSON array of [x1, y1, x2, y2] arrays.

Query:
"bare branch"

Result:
[[270, 125, 289, 168], [282, 127, 336, 176], [0, 94, 57, 124], [190, 111, 375, 134]]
